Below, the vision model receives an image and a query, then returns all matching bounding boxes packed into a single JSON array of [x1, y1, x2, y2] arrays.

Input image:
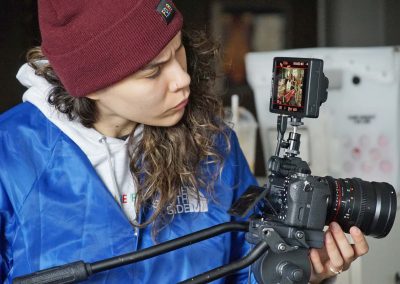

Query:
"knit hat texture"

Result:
[[38, 0, 183, 97]]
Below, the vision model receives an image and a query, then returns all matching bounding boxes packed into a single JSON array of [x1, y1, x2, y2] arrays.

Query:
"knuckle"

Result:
[[344, 250, 355, 261], [335, 259, 344, 268], [339, 259, 345, 267]]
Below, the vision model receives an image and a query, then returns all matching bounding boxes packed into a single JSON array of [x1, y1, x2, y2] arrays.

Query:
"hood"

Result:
[[16, 62, 133, 158], [16, 63, 140, 223]]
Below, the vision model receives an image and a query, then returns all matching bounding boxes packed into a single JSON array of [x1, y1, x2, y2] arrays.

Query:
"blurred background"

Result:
[[2, 0, 400, 177], [1, 1, 400, 283]]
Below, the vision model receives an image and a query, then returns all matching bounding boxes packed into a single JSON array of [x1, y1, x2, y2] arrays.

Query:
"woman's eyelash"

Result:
[[147, 66, 162, 79]]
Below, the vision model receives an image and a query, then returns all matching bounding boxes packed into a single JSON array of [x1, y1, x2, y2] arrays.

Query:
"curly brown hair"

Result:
[[27, 29, 230, 237]]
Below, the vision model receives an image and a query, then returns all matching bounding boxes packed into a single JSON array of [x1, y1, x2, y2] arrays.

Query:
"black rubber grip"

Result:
[[13, 261, 91, 284]]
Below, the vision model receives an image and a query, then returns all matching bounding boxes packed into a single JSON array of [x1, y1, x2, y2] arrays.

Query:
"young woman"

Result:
[[0, 1, 368, 283]]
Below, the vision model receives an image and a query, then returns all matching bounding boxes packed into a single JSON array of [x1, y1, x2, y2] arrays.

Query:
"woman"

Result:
[[0, 0, 368, 283]]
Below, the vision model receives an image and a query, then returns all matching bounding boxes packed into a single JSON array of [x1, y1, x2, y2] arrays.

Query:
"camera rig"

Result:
[[229, 114, 331, 284], [13, 58, 397, 284]]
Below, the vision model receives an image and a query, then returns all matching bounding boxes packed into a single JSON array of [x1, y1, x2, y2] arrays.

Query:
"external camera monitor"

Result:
[[270, 57, 328, 118]]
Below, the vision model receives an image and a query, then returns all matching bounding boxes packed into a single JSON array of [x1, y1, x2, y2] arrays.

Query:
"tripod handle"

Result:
[[13, 261, 92, 284], [12, 222, 249, 284]]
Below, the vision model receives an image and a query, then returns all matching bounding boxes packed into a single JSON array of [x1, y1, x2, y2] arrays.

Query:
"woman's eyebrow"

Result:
[[143, 42, 183, 70]]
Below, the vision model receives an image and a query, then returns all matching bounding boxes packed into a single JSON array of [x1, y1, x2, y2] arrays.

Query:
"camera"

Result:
[[229, 57, 397, 284]]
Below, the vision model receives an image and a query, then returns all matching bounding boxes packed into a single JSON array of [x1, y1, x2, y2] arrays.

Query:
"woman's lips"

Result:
[[173, 98, 189, 110]]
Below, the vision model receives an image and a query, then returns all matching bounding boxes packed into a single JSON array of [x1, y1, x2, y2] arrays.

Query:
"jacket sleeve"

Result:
[[0, 182, 13, 282], [222, 130, 259, 284]]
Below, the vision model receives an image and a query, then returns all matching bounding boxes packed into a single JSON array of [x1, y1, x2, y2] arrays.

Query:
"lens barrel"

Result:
[[324, 177, 397, 238]]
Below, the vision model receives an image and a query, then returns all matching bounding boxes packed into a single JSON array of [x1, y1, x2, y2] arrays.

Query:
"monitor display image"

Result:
[[271, 59, 308, 114]]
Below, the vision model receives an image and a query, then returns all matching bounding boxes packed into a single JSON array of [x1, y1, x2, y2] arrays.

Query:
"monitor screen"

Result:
[[271, 59, 309, 114]]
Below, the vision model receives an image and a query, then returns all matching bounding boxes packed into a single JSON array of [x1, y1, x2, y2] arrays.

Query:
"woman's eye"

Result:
[[146, 66, 162, 79]]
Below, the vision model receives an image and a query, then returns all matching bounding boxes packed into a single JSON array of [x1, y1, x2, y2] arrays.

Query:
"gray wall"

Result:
[[320, 0, 400, 46]]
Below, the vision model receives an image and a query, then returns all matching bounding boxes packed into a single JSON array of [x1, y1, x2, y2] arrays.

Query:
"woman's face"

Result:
[[87, 31, 190, 137]]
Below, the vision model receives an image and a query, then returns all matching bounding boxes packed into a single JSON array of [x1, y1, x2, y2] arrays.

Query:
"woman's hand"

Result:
[[309, 222, 369, 284]]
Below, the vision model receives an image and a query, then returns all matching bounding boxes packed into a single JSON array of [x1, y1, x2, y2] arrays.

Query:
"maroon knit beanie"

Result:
[[38, 0, 183, 97]]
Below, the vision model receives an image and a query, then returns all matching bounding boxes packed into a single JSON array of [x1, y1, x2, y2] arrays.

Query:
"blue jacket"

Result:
[[0, 102, 258, 283]]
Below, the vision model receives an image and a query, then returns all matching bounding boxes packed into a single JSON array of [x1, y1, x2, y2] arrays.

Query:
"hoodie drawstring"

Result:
[[99, 136, 122, 206]]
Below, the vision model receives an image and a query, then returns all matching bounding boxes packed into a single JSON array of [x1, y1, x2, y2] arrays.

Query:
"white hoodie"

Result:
[[16, 63, 140, 224]]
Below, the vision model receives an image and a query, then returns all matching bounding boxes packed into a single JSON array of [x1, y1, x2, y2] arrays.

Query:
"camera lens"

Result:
[[324, 177, 397, 238]]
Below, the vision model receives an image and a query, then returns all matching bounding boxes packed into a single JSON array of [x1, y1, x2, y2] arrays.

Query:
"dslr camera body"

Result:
[[230, 57, 397, 284]]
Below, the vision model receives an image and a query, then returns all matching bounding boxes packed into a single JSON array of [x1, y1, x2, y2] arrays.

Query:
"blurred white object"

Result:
[[246, 46, 400, 284], [231, 94, 239, 127], [225, 95, 258, 173], [246, 46, 400, 188]]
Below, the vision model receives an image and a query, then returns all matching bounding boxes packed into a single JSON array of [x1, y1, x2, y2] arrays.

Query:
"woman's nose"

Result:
[[168, 61, 191, 92]]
